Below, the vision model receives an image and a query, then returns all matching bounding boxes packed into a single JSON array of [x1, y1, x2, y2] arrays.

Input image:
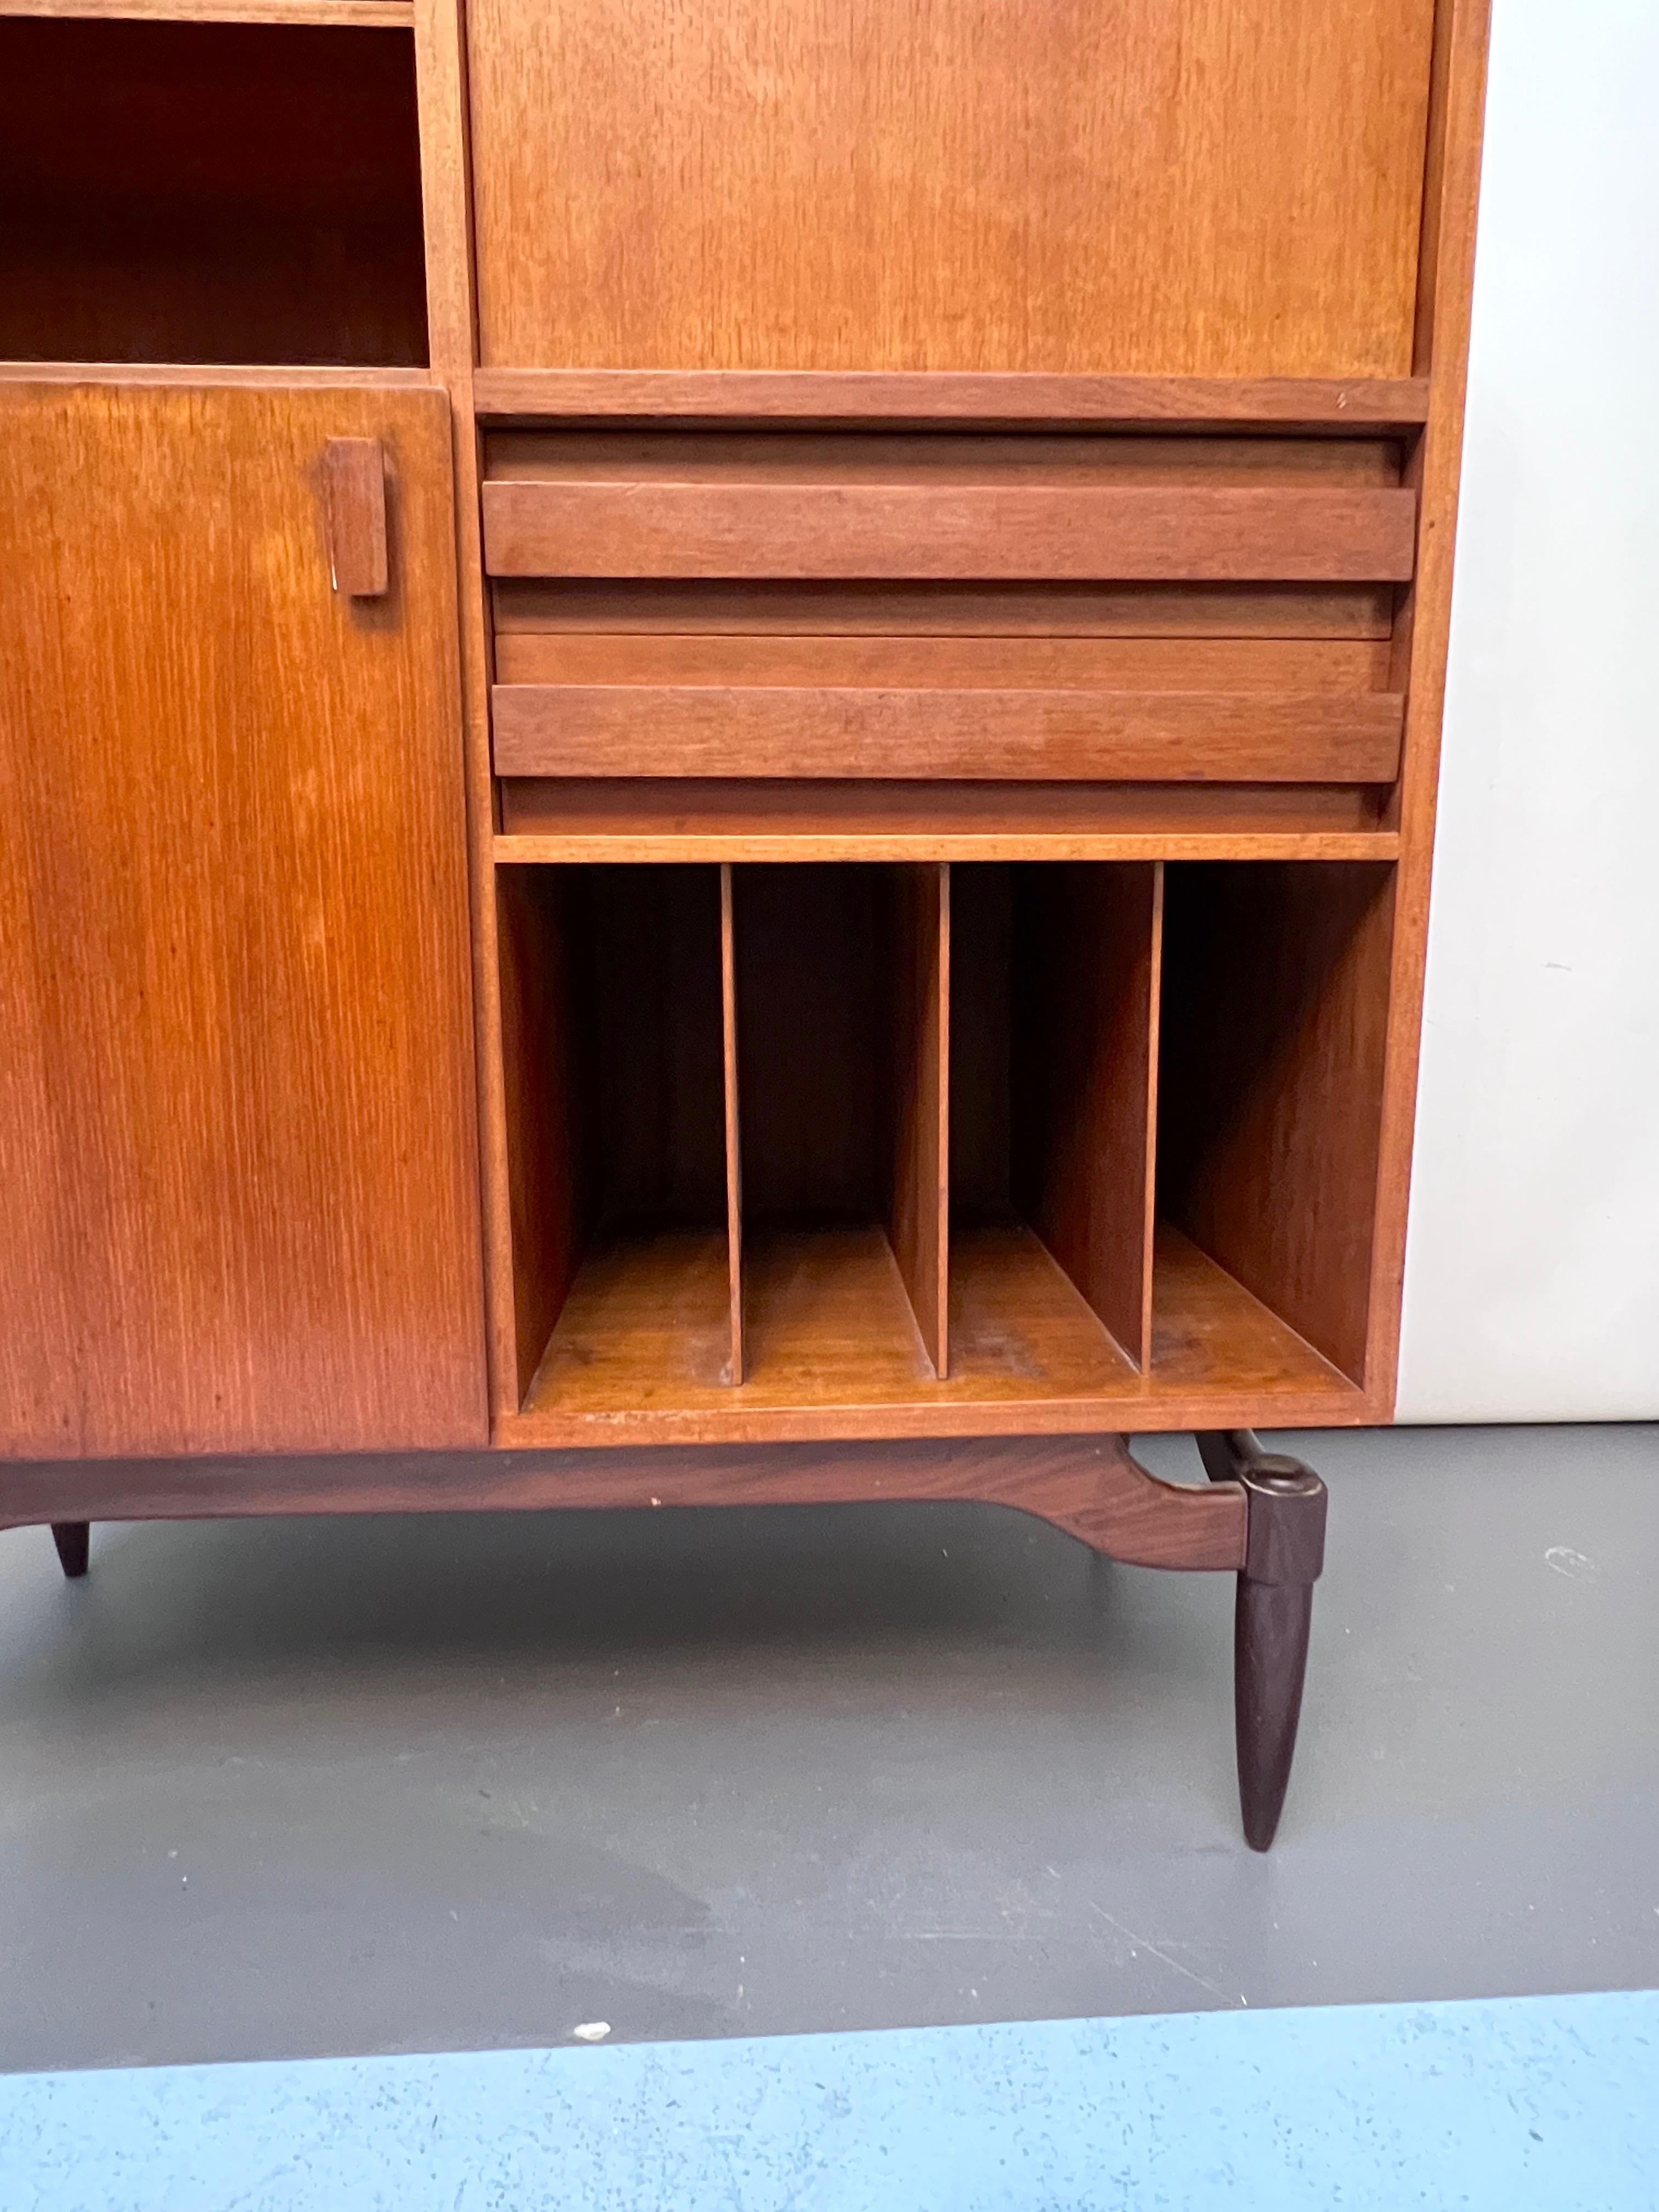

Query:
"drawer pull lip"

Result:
[[481, 481, 1418, 584], [490, 683, 1406, 784]]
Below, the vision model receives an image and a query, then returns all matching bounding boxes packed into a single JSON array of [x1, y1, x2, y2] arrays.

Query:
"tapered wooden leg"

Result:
[[50, 1521, 90, 1579], [1197, 1431, 1327, 1852]]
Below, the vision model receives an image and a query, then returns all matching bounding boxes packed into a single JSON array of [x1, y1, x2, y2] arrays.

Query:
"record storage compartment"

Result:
[[495, 856, 1392, 1443]]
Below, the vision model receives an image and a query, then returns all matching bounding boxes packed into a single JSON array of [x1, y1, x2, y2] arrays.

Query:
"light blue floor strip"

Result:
[[2, 1990, 1655, 2212]]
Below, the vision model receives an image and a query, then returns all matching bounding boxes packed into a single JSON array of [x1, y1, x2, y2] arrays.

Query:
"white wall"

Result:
[[1396, 0, 1659, 1420]]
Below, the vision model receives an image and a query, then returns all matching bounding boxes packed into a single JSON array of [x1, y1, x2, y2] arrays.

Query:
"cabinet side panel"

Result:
[[0, 384, 486, 1457], [467, 0, 1436, 375], [1369, 0, 1492, 1401]]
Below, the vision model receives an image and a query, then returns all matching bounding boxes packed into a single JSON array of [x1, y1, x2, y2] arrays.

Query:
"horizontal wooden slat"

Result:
[[486, 431, 1402, 486], [482, 481, 1417, 583], [0, 362, 435, 391], [471, 369, 1432, 429], [491, 578, 1398, 641], [492, 633, 1391, 691], [0, 0, 412, 21], [491, 684, 1404, 782], [496, 778, 1394, 851]]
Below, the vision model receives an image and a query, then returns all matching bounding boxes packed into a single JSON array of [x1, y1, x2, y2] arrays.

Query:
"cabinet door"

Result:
[[467, 0, 1437, 377], [0, 382, 487, 1457]]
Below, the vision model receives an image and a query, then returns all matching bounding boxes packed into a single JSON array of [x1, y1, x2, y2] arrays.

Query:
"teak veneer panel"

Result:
[[465, 0, 1438, 376], [0, 0, 415, 22], [491, 579, 1398, 642], [493, 638, 1393, 689], [494, 780, 1398, 863], [481, 483, 1417, 585], [491, 685, 1404, 785], [470, 369, 1432, 428], [1365, 0, 1493, 1406], [494, 867, 583, 1406], [513, 1221, 1353, 1445], [1009, 866, 1163, 1370], [888, 865, 950, 1376], [483, 430, 1403, 484], [1159, 862, 1397, 1386], [720, 864, 746, 1387], [0, 381, 485, 1457]]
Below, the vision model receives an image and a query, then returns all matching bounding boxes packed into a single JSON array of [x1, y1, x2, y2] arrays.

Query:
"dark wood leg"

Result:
[[50, 1521, 90, 1579], [1197, 1430, 1327, 1852]]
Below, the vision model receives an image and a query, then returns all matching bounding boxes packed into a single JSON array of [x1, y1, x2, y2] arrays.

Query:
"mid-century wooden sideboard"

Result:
[[0, 0, 1489, 1848]]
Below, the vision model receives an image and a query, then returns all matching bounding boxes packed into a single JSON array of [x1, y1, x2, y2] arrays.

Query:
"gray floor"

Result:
[[1, 1423, 1655, 2074]]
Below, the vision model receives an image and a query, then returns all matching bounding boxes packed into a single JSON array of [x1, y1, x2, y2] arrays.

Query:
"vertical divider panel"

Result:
[[887, 862, 951, 1378], [495, 867, 586, 1406], [1011, 862, 1163, 1370], [720, 862, 746, 1385], [1139, 864, 1165, 1370]]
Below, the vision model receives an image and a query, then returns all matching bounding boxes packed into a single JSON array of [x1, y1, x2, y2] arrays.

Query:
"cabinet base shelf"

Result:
[[505, 1220, 1362, 1447]]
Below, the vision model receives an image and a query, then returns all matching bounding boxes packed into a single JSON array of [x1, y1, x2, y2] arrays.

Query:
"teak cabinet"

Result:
[[0, 0, 1491, 1848]]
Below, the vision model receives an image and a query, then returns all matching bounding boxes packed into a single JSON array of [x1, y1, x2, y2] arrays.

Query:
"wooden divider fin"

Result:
[[887, 863, 951, 1378], [1010, 861, 1163, 1370], [720, 862, 746, 1385]]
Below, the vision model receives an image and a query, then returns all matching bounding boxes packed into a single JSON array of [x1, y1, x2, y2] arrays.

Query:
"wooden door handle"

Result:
[[323, 437, 388, 597]]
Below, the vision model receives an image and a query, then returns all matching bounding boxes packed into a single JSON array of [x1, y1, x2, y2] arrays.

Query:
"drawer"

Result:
[[484, 433, 1413, 785]]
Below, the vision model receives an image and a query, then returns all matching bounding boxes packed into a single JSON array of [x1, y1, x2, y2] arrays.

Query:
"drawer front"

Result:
[[484, 433, 1412, 785]]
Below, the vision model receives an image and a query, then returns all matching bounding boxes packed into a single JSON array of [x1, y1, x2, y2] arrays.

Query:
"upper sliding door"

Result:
[[466, 0, 1438, 376], [0, 382, 487, 1458]]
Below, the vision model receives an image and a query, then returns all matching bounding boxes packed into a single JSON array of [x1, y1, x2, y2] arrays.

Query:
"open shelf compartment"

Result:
[[498, 864, 742, 1412], [499, 856, 1389, 1436], [0, 19, 427, 367], [1156, 859, 1396, 1390]]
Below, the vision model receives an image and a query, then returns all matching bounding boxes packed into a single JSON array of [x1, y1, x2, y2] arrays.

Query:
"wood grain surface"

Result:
[[1009, 865, 1164, 1370], [483, 429, 1403, 484], [1365, 0, 1493, 1406], [471, 369, 1432, 427], [506, 1220, 1357, 1445], [494, 780, 1398, 863], [490, 684, 1405, 784], [0, 381, 485, 1458], [0, 0, 413, 21], [492, 636, 1393, 688], [466, 0, 1437, 376], [322, 436, 390, 596], [887, 865, 950, 1376], [482, 482, 1417, 584], [720, 865, 746, 1385], [494, 867, 584, 1405], [491, 578, 1398, 642], [1159, 862, 1396, 1386], [0, 365, 435, 392], [414, 0, 523, 1421], [0, 1431, 1248, 1573]]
